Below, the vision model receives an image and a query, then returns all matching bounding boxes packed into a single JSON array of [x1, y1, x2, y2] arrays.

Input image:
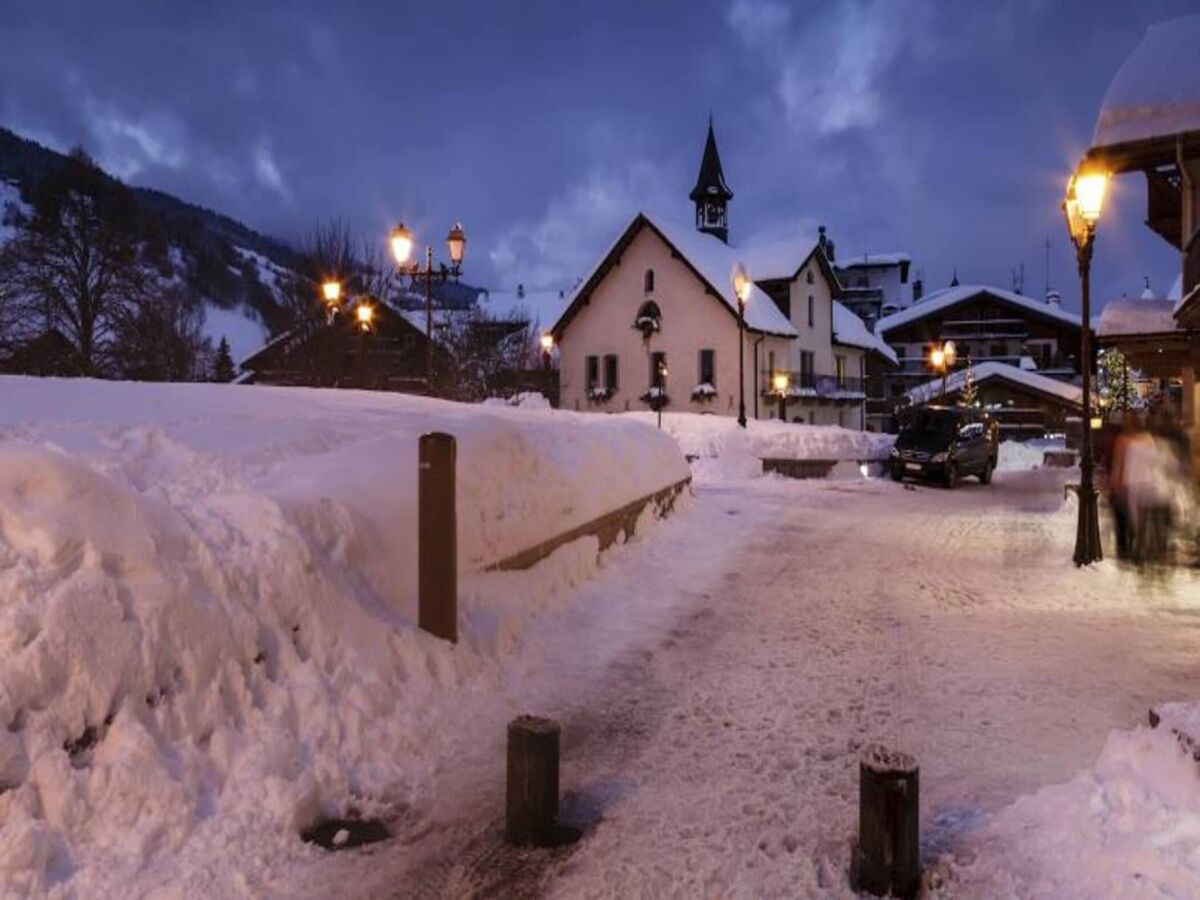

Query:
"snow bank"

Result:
[[623, 412, 894, 483], [945, 706, 1200, 897], [998, 440, 1047, 472], [0, 377, 687, 896]]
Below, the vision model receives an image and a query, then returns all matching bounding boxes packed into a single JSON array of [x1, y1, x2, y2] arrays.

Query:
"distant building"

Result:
[[548, 121, 895, 428], [834, 245, 914, 323], [870, 284, 1082, 432]]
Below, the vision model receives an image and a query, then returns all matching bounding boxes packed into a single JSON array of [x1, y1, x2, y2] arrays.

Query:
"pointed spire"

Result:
[[950, 267, 960, 287], [691, 118, 733, 243]]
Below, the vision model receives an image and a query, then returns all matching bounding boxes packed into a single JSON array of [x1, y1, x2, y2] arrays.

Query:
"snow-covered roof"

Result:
[[837, 252, 912, 268], [906, 361, 1082, 407], [734, 235, 818, 282], [832, 301, 898, 364], [554, 212, 797, 337], [1096, 298, 1181, 337], [479, 288, 569, 333], [1092, 14, 1200, 150], [646, 213, 797, 336], [877, 284, 1082, 334]]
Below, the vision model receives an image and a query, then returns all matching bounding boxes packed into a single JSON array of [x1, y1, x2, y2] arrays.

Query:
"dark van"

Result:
[[889, 406, 999, 487]]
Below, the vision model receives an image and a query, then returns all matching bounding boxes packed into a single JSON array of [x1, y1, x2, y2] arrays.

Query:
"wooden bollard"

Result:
[[856, 745, 920, 899], [505, 715, 561, 846], [418, 432, 457, 643]]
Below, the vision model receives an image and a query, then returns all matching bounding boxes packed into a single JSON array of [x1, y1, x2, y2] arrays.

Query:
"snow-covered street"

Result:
[[288, 467, 1200, 899]]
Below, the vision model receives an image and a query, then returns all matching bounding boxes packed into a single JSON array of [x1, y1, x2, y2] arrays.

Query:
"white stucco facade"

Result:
[[554, 217, 871, 428]]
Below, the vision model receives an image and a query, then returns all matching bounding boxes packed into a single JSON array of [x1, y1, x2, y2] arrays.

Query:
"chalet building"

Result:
[[834, 246, 917, 324], [906, 362, 1082, 439], [1085, 14, 1200, 457], [869, 284, 1083, 431], [238, 302, 446, 391], [548, 121, 896, 427]]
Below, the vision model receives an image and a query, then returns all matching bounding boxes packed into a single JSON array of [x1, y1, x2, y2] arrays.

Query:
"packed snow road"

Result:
[[291, 469, 1200, 899]]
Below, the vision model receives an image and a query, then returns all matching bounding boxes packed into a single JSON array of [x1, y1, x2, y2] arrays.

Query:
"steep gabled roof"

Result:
[[906, 361, 1083, 408], [832, 302, 897, 365], [877, 284, 1082, 335], [689, 120, 733, 203], [549, 212, 797, 339], [742, 239, 843, 293]]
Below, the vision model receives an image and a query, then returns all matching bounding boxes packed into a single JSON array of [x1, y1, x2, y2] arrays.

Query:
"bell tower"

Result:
[[689, 117, 733, 244]]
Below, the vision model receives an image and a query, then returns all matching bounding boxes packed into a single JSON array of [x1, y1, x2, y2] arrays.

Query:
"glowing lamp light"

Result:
[[1064, 170, 1110, 243], [930, 347, 946, 370], [446, 222, 467, 266], [322, 280, 342, 303], [1090, 416, 1104, 430], [356, 303, 374, 330], [390, 223, 414, 266], [772, 372, 790, 394], [540, 333, 554, 352], [943, 340, 957, 368], [732, 262, 752, 305]]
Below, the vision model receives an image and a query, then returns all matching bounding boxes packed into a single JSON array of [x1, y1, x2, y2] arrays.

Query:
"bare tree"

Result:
[[437, 310, 536, 401], [6, 150, 150, 375], [117, 287, 211, 381]]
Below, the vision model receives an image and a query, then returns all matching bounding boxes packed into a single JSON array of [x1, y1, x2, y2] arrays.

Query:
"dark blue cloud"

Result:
[[0, 0, 1195, 307]]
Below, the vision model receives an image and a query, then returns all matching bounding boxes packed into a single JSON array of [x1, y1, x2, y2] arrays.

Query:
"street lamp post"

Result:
[[355, 300, 374, 387], [1063, 169, 1110, 567], [540, 333, 554, 371], [390, 221, 467, 391], [773, 371, 790, 421], [733, 263, 752, 428]]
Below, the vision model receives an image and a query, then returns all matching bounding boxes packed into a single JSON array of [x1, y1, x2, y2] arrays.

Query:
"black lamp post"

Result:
[[655, 358, 668, 429], [390, 221, 467, 390], [733, 263, 752, 427], [1063, 169, 1110, 567]]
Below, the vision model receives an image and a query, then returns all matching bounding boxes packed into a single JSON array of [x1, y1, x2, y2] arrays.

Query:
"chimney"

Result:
[[1045, 289, 1061, 308], [912, 278, 923, 303]]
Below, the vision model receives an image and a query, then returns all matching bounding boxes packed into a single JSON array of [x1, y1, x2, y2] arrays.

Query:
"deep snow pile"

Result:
[[0, 377, 687, 896], [943, 704, 1200, 897], [997, 439, 1058, 471], [623, 412, 894, 483]]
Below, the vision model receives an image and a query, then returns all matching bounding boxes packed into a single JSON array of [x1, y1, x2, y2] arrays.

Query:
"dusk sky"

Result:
[[2, 0, 1197, 310]]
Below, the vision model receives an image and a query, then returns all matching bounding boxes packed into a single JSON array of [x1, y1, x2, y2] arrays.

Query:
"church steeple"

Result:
[[689, 117, 733, 244]]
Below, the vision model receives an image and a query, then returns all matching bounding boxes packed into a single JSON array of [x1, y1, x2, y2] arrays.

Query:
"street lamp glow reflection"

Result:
[[390, 223, 414, 266], [943, 340, 957, 368]]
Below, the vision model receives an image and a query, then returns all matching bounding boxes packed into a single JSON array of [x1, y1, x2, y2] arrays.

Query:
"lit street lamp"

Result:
[[322, 280, 342, 304], [390, 221, 467, 390], [540, 333, 554, 371], [355, 300, 374, 386], [928, 340, 957, 401], [732, 262, 752, 428], [1063, 168, 1110, 567], [772, 371, 790, 421]]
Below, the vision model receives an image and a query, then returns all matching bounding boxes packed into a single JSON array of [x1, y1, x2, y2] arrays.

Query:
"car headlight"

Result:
[[931, 451, 948, 463]]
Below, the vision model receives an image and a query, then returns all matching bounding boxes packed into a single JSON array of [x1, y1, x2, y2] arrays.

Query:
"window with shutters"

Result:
[[586, 355, 599, 389], [604, 354, 618, 390], [699, 348, 715, 386]]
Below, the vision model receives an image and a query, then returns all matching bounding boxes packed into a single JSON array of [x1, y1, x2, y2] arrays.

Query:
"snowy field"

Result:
[[0, 377, 687, 897], [1, 379, 1197, 898]]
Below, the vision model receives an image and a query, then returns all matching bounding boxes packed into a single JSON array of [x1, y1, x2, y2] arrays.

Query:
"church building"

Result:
[[548, 121, 896, 427]]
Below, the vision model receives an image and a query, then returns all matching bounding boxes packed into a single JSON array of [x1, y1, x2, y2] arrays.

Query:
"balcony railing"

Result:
[[761, 371, 866, 398]]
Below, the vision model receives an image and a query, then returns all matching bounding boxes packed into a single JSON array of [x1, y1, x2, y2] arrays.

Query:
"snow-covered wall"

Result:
[[0, 377, 687, 895]]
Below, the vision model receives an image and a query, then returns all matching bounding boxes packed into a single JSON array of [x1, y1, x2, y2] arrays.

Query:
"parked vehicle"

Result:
[[889, 406, 999, 487]]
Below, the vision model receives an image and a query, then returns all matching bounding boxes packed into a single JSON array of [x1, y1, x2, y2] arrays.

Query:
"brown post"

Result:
[[856, 745, 920, 899], [505, 715, 561, 846], [418, 432, 457, 643]]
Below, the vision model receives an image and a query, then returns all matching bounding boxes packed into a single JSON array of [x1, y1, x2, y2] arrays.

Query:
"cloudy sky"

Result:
[[1, 0, 1196, 309]]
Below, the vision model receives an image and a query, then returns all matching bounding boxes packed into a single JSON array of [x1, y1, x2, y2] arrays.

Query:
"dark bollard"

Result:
[[856, 745, 920, 899], [418, 432, 457, 643], [505, 715, 561, 846]]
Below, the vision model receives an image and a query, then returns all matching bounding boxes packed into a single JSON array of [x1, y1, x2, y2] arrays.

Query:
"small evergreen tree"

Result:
[[1098, 347, 1138, 413], [959, 358, 978, 406], [214, 337, 236, 382]]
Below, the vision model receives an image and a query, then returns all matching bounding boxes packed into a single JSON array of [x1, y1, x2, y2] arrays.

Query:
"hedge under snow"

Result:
[[0, 377, 687, 896]]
